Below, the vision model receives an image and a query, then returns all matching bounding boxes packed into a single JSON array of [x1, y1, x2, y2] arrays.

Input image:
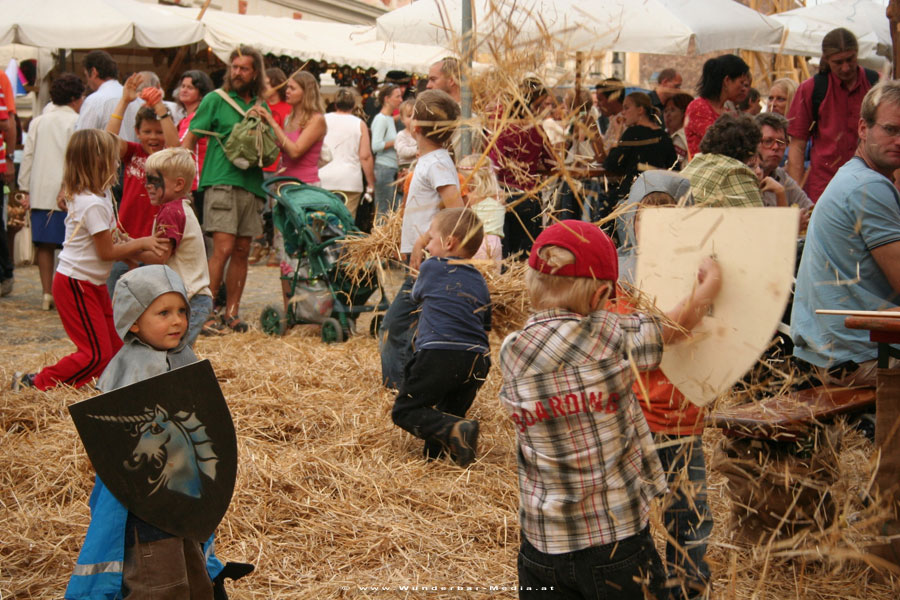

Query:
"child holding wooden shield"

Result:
[[499, 220, 720, 599]]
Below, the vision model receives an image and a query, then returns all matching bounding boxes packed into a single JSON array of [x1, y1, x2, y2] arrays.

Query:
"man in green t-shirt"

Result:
[[182, 45, 268, 334]]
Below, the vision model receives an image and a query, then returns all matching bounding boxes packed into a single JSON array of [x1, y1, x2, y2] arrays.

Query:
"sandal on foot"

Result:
[[201, 315, 225, 336], [224, 316, 250, 333]]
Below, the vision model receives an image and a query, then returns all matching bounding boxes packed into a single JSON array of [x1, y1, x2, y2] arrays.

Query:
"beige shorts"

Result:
[[203, 185, 263, 238]]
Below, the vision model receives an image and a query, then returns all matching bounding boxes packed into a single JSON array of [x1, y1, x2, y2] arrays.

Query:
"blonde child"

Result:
[[499, 220, 721, 599], [11, 129, 167, 391], [135, 148, 214, 347], [394, 99, 418, 169], [380, 89, 463, 389], [392, 208, 491, 465], [458, 154, 504, 271]]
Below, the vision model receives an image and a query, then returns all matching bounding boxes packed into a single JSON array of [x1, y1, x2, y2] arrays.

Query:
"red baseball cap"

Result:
[[529, 220, 618, 282]]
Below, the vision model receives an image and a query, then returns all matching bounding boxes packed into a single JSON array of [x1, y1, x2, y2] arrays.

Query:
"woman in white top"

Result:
[[17, 74, 85, 310], [318, 88, 375, 219]]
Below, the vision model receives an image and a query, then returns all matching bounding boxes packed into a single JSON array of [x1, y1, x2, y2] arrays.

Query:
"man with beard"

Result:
[[181, 46, 269, 334]]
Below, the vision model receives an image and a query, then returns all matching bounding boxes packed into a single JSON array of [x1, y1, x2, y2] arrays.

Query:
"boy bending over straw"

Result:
[[391, 207, 491, 466]]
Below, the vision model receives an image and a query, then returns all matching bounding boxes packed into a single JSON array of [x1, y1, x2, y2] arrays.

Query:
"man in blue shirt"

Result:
[[792, 80, 900, 387]]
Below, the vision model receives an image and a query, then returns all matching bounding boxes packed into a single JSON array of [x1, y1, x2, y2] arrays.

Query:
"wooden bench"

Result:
[[708, 386, 876, 441]]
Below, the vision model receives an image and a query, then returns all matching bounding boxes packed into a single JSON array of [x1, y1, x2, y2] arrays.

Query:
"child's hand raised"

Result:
[[122, 73, 144, 104]]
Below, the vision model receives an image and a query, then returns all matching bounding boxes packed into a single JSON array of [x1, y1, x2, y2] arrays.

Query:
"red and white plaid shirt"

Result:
[[499, 308, 667, 554]]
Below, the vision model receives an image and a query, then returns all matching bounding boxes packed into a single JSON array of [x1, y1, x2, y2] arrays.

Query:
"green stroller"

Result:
[[259, 177, 389, 343]]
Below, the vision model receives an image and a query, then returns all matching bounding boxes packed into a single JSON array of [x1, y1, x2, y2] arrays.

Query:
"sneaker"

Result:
[[0, 278, 12, 297], [42, 293, 54, 311], [446, 419, 479, 467], [11, 372, 36, 391]]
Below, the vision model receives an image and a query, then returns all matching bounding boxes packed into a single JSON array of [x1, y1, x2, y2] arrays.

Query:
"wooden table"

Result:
[[844, 315, 900, 367]]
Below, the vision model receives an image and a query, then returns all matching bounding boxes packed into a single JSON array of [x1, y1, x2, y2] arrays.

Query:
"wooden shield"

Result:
[[68, 360, 237, 542], [634, 207, 799, 406]]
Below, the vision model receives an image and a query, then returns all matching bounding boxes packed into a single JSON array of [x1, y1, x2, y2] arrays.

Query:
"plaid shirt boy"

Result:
[[499, 308, 667, 554]]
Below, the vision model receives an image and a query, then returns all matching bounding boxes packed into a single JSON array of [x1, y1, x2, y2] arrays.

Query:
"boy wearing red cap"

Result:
[[499, 220, 721, 599]]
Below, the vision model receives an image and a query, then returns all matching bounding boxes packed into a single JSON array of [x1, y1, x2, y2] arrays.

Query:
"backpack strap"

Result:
[[865, 67, 880, 87], [213, 88, 247, 117], [810, 72, 828, 136], [811, 68, 880, 135], [192, 90, 255, 150]]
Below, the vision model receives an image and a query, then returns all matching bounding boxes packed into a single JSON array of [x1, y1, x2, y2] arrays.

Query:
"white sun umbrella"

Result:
[[0, 0, 204, 48], [375, 0, 784, 56], [766, 0, 889, 61], [155, 6, 450, 73]]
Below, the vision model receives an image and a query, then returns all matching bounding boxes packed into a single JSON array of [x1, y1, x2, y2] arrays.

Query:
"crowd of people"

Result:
[[2, 21, 900, 600]]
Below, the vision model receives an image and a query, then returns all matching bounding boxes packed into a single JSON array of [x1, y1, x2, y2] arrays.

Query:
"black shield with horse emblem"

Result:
[[68, 360, 237, 543]]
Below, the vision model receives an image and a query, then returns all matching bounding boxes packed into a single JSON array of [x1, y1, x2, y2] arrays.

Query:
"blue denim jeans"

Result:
[[373, 163, 399, 225], [379, 275, 417, 389], [185, 293, 214, 349], [106, 260, 136, 298], [655, 434, 713, 600], [517, 526, 664, 599]]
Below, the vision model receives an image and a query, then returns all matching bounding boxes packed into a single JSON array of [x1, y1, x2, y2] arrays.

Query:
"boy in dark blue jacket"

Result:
[[391, 207, 491, 467]]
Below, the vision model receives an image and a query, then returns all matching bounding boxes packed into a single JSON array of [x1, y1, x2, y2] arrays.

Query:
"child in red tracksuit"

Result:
[[11, 129, 166, 391]]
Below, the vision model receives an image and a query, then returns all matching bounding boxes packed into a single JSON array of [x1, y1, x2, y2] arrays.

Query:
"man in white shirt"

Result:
[[75, 50, 123, 131]]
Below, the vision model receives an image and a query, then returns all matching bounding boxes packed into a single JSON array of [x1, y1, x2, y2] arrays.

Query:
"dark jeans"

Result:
[[503, 192, 542, 259], [556, 179, 602, 222], [392, 349, 490, 459], [0, 191, 13, 282], [655, 434, 712, 600], [379, 275, 417, 389], [517, 526, 664, 600]]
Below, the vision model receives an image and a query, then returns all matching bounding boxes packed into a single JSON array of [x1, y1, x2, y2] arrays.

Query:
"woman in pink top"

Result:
[[253, 71, 326, 310], [175, 70, 213, 195], [684, 54, 750, 159]]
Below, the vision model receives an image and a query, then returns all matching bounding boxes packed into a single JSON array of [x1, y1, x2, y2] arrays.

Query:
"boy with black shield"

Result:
[[65, 265, 225, 600]]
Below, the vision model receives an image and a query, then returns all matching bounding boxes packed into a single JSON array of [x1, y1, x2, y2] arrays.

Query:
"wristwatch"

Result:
[[157, 108, 172, 120]]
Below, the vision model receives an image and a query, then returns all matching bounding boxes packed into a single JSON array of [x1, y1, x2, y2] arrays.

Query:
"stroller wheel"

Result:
[[321, 318, 344, 344], [260, 305, 287, 336]]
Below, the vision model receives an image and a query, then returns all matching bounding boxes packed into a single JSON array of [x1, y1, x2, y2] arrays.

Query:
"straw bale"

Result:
[[3, 2, 900, 596], [4, 264, 900, 599]]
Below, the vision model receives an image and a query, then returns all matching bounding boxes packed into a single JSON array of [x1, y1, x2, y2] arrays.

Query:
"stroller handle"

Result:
[[261, 176, 316, 197]]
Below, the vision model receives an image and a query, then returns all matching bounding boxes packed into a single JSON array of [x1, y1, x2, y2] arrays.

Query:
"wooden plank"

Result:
[[816, 309, 900, 318], [708, 386, 876, 440]]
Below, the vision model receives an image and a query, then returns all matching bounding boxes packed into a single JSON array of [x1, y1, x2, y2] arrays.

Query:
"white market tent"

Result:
[[765, 0, 890, 64], [0, 0, 450, 74], [158, 6, 451, 73], [375, 0, 785, 56], [0, 0, 204, 49]]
